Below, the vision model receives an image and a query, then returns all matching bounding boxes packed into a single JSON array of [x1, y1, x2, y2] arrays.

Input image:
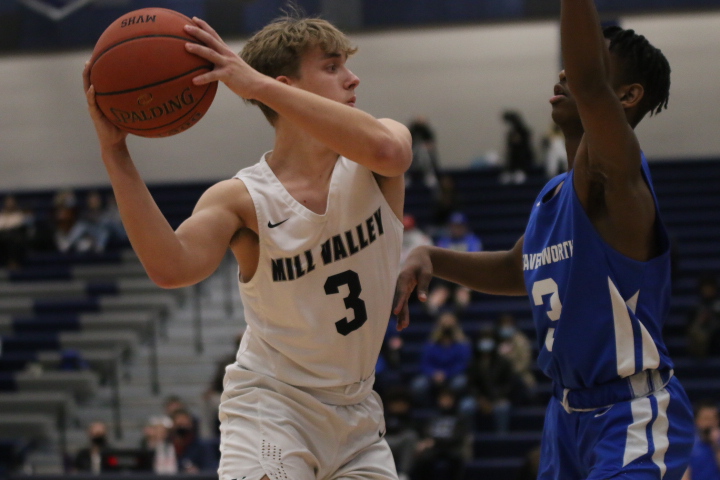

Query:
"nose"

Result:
[[558, 69, 567, 82], [346, 69, 360, 89]]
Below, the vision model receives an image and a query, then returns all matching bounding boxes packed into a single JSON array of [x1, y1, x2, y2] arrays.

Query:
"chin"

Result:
[[552, 108, 579, 128]]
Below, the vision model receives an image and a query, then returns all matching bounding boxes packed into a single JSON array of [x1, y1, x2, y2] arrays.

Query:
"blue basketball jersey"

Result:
[[522, 154, 673, 390]]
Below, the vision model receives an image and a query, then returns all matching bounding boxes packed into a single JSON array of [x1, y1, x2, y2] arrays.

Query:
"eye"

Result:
[[326, 63, 338, 72]]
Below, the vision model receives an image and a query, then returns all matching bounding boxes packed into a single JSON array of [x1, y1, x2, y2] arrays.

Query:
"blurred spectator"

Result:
[[101, 193, 128, 248], [426, 212, 482, 314], [541, 123, 567, 179], [496, 313, 536, 392], [141, 415, 177, 474], [203, 331, 244, 438], [73, 421, 110, 474], [687, 276, 720, 359], [411, 388, 469, 480], [382, 387, 419, 480], [171, 409, 218, 473], [164, 394, 201, 436], [516, 444, 542, 480], [683, 400, 720, 480], [461, 327, 525, 434], [52, 189, 81, 253], [59, 191, 124, 253], [430, 175, 461, 235], [407, 116, 440, 192], [411, 311, 472, 407], [401, 214, 432, 267], [0, 195, 31, 269], [376, 334, 406, 397], [499, 110, 535, 185]]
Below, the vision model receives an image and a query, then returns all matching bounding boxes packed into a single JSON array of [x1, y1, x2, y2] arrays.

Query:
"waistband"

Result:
[[295, 372, 375, 406], [552, 368, 674, 414], [229, 363, 374, 406]]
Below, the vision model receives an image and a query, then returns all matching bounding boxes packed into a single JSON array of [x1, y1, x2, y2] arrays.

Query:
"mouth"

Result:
[[549, 84, 567, 105], [347, 96, 356, 107]]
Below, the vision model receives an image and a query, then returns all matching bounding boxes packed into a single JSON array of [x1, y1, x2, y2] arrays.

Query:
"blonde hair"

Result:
[[240, 14, 358, 125]]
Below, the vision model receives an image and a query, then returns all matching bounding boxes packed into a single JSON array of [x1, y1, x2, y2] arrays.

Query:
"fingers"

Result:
[[85, 84, 96, 107], [392, 273, 415, 316], [83, 60, 91, 93], [416, 268, 432, 302], [395, 304, 410, 331], [190, 71, 218, 86], [190, 16, 220, 39], [184, 21, 226, 53], [184, 41, 225, 66]]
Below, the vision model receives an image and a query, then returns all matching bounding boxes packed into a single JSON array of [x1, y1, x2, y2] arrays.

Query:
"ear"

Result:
[[276, 75, 293, 86], [617, 83, 644, 110]]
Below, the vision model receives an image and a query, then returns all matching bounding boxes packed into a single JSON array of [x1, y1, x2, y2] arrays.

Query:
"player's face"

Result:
[[292, 46, 360, 107], [549, 69, 580, 127]]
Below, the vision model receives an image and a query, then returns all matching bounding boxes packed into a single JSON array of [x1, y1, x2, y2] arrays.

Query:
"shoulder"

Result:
[[194, 178, 255, 231]]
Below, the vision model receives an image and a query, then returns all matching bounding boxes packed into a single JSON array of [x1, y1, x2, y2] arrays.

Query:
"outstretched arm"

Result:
[[562, 0, 657, 261], [84, 63, 245, 289], [184, 18, 412, 178], [393, 236, 526, 330]]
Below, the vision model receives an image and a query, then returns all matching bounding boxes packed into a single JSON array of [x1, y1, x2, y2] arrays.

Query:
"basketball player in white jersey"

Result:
[[83, 12, 412, 480]]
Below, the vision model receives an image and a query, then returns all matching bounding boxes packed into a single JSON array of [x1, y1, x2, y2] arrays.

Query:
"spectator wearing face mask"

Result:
[[171, 409, 218, 473], [460, 327, 526, 433], [411, 388, 470, 480], [73, 421, 110, 474], [410, 311, 472, 407], [495, 313, 536, 393]]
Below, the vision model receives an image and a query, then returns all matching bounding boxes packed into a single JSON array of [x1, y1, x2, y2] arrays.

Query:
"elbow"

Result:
[[372, 137, 412, 177], [146, 267, 186, 290]]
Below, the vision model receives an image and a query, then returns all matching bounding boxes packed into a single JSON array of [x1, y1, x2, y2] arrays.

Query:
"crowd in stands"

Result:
[[0, 189, 127, 270], [5, 115, 720, 479], [70, 395, 219, 475]]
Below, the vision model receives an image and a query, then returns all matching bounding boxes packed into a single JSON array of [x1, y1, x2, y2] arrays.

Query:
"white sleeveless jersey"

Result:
[[232, 154, 403, 398]]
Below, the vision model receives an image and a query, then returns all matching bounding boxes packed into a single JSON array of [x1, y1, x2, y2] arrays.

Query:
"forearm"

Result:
[[101, 145, 197, 286], [561, 0, 610, 94], [255, 80, 410, 176], [427, 247, 527, 296]]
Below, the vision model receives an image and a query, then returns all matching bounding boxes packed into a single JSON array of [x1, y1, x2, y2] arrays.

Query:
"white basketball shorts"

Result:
[[218, 364, 398, 480]]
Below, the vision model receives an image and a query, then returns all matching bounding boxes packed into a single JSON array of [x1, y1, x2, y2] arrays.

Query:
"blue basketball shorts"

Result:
[[538, 376, 694, 480]]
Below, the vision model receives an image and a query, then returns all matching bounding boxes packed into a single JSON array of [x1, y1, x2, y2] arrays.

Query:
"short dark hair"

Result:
[[603, 26, 671, 120]]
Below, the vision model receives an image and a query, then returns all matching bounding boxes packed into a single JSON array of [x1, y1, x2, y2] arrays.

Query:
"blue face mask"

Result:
[[499, 327, 516, 339], [477, 338, 495, 353]]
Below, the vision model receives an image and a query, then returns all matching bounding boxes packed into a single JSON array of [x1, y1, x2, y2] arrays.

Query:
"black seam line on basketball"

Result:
[[119, 83, 214, 132], [94, 66, 211, 96], [91, 34, 205, 68]]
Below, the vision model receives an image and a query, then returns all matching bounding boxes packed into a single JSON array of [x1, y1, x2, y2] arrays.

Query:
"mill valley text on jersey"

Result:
[[271, 207, 385, 282]]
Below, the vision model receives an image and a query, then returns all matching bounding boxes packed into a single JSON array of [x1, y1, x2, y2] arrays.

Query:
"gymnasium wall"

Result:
[[1, 11, 719, 191]]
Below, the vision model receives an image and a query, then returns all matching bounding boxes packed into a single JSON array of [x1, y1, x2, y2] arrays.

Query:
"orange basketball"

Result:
[[89, 8, 218, 138]]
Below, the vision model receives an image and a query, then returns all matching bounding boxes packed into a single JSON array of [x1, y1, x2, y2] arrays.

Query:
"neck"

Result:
[[558, 121, 584, 170], [271, 119, 340, 168]]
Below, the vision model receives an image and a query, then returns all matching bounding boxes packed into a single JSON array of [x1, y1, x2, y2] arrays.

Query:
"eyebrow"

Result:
[[322, 52, 343, 59]]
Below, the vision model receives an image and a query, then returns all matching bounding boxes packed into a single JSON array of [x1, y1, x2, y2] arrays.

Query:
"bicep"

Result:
[[172, 182, 246, 283]]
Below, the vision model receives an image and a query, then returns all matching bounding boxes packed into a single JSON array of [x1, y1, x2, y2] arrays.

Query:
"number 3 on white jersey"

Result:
[[532, 278, 562, 351]]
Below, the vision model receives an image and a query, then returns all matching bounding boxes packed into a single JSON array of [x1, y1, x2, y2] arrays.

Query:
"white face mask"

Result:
[[478, 338, 495, 353], [499, 326, 516, 339]]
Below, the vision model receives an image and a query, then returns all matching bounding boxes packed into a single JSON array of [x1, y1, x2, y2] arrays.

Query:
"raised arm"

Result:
[[183, 18, 412, 178], [84, 63, 246, 289], [561, 0, 657, 261], [393, 236, 526, 330]]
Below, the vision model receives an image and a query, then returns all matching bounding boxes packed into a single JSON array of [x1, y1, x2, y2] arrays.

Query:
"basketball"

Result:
[[89, 8, 218, 138]]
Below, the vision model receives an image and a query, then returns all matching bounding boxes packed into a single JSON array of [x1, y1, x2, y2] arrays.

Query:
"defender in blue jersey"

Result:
[[394, 0, 695, 478]]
